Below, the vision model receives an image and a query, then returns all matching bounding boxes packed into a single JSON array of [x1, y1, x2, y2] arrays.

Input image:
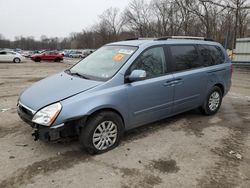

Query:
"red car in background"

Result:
[[31, 51, 63, 62]]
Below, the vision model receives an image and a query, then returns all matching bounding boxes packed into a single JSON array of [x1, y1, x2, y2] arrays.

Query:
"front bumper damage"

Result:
[[27, 121, 80, 142], [31, 124, 64, 141], [17, 101, 81, 142]]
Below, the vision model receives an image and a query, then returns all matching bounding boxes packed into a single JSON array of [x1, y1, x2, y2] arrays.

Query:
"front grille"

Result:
[[17, 102, 34, 123]]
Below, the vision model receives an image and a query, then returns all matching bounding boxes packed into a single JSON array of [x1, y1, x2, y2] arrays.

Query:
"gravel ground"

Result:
[[0, 59, 249, 188]]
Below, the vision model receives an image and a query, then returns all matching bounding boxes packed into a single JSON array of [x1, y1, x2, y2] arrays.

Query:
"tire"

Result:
[[80, 111, 124, 154], [13, 58, 21, 63], [200, 86, 222, 115], [34, 58, 41, 62], [54, 58, 60, 62]]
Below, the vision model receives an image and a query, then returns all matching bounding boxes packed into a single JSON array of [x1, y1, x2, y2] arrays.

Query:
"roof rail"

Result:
[[155, 36, 214, 41], [125, 37, 156, 41]]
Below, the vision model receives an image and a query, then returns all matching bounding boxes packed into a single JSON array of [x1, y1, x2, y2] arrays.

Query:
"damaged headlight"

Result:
[[32, 103, 62, 126]]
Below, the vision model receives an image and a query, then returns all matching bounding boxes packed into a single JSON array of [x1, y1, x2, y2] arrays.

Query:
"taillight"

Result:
[[230, 64, 233, 78]]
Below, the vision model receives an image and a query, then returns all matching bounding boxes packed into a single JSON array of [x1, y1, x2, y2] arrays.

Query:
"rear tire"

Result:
[[54, 58, 60, 62], [13, 58, 21, 63], [79, 111, 124, 154], [200, 86, 222, 115]]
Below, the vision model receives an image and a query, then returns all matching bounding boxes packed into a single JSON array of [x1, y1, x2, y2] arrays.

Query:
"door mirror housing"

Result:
[[127, 70, 146, 82]]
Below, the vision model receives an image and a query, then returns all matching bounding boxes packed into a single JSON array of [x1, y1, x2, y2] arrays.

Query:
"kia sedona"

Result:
[[17, 36, 232, 154]]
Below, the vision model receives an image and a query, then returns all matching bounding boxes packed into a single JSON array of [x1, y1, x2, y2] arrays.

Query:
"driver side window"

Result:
[[129, 47, 166, 79]]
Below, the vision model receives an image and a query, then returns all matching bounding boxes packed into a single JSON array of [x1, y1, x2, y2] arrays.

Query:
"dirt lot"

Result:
[[0, 59, 250, 188]]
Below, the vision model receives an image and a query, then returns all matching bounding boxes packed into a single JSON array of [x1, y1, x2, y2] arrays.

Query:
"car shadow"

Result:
[[45, 109, 203, 149], [123, 109, 202, 142]]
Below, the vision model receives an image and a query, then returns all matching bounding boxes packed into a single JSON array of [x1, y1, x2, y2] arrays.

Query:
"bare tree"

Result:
[[1, 0, 250, 50], [99, 7, 124, 40], [123, 0, 154, 37], [200, 0, 250, 47]]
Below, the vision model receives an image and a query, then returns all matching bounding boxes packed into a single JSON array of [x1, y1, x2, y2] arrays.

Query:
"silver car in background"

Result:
[[0, 50, 25, 63]]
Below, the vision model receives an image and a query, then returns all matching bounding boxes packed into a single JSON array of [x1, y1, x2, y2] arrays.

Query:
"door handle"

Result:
[[163, 78, 183, 86], [163, 82, 173, 87], [172, 78, 183, 85], [163, 80, 174, 86]]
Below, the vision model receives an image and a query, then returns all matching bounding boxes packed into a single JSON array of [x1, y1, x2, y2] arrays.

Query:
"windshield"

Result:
[[70, 45, 137, 80]]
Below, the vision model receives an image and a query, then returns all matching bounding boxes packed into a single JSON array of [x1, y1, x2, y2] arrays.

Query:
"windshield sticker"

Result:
[[113, 53, 124, 61], [118, 49, 134, 55]]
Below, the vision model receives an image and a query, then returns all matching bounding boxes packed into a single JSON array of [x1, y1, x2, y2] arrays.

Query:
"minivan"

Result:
[[17, 36, 232, 154]]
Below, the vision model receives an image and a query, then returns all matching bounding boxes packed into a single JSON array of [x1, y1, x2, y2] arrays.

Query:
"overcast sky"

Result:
[[0, 0, 131, 40]]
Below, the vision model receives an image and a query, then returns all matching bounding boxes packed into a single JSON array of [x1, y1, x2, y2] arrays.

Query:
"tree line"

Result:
[[0, 0, 249, 50]]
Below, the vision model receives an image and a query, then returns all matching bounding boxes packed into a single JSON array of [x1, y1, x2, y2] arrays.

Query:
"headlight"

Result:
[[32, 103, 62, 126]]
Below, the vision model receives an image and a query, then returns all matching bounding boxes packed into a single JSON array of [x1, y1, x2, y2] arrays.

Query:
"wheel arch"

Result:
[[86, 107, 125, 128], [214, 83, 224, 96], [13, 57, 21, 62]]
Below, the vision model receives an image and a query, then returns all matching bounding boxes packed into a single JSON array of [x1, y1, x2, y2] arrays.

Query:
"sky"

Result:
[[0, 0, 131, 40]]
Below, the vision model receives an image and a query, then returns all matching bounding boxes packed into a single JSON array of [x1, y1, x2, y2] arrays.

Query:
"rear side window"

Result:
[[198, 45, 225, 66], [170, 45, 201, 71]]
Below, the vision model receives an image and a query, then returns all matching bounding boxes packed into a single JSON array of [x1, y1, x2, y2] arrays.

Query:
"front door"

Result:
[[126, 46, 174, 128]]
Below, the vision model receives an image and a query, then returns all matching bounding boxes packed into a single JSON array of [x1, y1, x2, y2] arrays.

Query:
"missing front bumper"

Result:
[[32, 127, 61, 141], [31, 120, 81, 142]]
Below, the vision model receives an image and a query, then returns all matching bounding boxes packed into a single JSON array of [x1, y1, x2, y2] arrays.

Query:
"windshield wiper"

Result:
[[65, 69, 89, 79]]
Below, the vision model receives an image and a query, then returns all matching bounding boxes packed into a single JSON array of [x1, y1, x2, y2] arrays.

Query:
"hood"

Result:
[[19, 72, 103, 111]]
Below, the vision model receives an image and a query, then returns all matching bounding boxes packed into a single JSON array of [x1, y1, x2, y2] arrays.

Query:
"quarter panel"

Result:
[[206, 63, 232, 96]]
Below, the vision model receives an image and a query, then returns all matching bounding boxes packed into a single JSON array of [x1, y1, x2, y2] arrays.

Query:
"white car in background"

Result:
[[0, 51, 25, 63], [69, 51, 83, 58]]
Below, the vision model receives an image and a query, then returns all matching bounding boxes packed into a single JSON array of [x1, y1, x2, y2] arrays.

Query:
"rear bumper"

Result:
[[224, 79, 232, 97]]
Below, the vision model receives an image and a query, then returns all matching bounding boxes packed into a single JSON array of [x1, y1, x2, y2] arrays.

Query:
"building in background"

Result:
[[234, 38, 250, 63]]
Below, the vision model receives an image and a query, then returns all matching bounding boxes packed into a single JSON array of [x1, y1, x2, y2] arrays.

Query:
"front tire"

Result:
[[200, 86, 222, 115], [80, 111, 124, 154], [13, 58, 21, 63]]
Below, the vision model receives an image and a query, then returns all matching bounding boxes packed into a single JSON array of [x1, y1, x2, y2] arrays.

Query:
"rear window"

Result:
[[198, 45, 225, 66]]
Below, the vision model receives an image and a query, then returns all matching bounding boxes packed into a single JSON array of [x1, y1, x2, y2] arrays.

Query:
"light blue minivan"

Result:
[[17, 37, 232, 154]]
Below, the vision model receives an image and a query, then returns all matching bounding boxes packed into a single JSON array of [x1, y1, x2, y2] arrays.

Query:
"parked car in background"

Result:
[[31, 51, 63, 62], [21, 50, 35, 58], [69, 51, 82, 58], [0, 50, 25, 63], [58, 50, 65, 56], [80, 49, 95, 58], [63, 50, 74, 57], [17, 36, 232, 154]]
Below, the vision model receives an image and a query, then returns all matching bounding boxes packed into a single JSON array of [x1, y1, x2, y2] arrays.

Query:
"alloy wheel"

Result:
[[92, 121, 118, 150], [208, 91, 220, 111]]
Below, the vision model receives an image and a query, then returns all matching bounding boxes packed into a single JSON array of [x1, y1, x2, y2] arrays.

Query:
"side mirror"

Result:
[[127, 70, 146, 82]]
